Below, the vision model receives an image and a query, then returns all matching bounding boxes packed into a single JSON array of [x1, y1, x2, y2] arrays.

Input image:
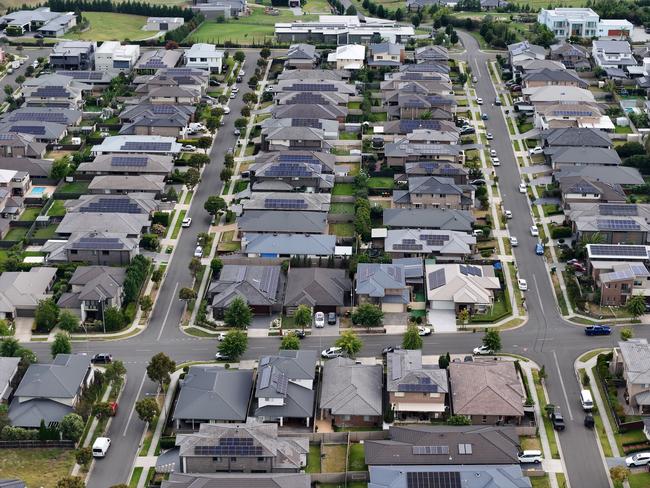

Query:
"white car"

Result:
[[217, 332, 226, 341], [314, 311, 325, 328], [492, 157, 500, 166], [182, 217, 192, 228], [476, 97, 483, 105], [231, 87, 239, 93], [486, 132, 493, 140], [490, 149, 497, 157], [519, 182, 527, 193], [230, 92, 237, 99], [222, 106, 231, 114], [214, 352, 230, 361], [181, 145, 195, 152], [510, 236, 518, 247], [530, 225, 539, 237], [518, 278, 528, 291], [418, 326, 432, 336], [528, 146, 543, 155], [473, 345, 494, 355], [518, 450, 542, 464], [504, 210, 512, 219], [194, 246, 203, 258], [626, 452, 650, 467], [321, 347, 343, 359]]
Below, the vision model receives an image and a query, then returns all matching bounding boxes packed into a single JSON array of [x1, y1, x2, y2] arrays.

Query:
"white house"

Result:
[[592, 40, 635, 70], [184, 43, 224, 73], [95, 41, 140, 72], [538, 8, 631, 40], [327, 44, 365, 70]]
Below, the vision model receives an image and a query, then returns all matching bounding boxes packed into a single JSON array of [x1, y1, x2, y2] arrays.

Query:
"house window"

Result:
[[70, 250, 78, 254], [102, 251, 109, 255], [342, 415, 351, 421], [363, 416, 371, 421], [231, 457, 237, 461], [481, 415, 487, 424], [257, 457, 265, 462]]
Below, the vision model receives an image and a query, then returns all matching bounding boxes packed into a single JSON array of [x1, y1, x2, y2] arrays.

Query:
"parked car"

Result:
[[382, 345, 401, 355], [535, 243, 544, 255], [109, 401, 118, 416], [585, 325, 612, 336], [194, 246, 203, 258], [584, 413, 595, 429], [214, 352, 230, 361], [418, 326, 432, 336], [472, 76, 478, 83], [481, 113, 489, 120], [529, 146, 543, 155], [550, 406, 566, 431], [626, 452, 650, 467], [486, 132, 493, 140], [460, 126, 475, 135], [495, 97, 502, 106], [91, 353, 112, 364], [518, 450, 542, 464], [490, 149, 497, 157], [492, 157, 500, 166], [470, 179, 486, 186], [92, 437, 111, 458], [294, 330, 306, 339], [510, 236, 519, 247], [327, 312, 337, 325], [473, 345, 494, 355], [530, 225, 539, 237], [476, 97, 483, 105], [519, 182, 527, 193], [181, 217, 192, 228], [518, 278, 528, 291], [181, 145, 195, 152], [231, 87, 239, 93], [504, 210, 512, 219], [234, 129, 241, 136], [321, 347, 343, 359], [230, 92, 237, 99], [314, 312, 325, 328]]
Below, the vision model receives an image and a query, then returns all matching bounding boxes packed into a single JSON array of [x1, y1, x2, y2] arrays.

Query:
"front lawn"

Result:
[[66, 12, 152, 41], [533, 370, 560, 459], [171, 210, 186, 240], [0, 448, 76, 488], [332, 183, 355, 196], [630, 472, 650, 488], [367, 177, 395, 189]]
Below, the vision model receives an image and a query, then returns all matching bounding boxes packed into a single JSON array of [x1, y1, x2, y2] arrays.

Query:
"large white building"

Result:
[[95, 41, 140, 72], [538, 8, 632, 40], [184, 43, 224, 73]]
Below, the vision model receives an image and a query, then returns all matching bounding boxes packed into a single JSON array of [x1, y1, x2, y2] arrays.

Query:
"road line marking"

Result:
[[123, 373, 147, 436], [552, 350, 574, 421], [157, 282, 179, 342]]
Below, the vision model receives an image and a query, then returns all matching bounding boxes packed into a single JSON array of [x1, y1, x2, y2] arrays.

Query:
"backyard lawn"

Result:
[[32, 224, 59, 239], [3, 227, 28, 241], [305, 444, 321, 473], [367, 177, 394, 189], [47, 200, 67, 217], [347, 443, 367, 472], [332, 183, 355, 196], [19, 206, 42, 221], [58, 181, 89, 194], [330, 203, 355, 214], [303, 0, 331, 12], [329, 222, 355, 237], [0, 448, 76, 488], [321, 444, 347, 473], [65, 12, 153, 41]]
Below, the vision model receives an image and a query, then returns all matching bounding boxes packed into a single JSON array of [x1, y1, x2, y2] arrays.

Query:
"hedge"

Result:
[[550, 226, 572, 239]]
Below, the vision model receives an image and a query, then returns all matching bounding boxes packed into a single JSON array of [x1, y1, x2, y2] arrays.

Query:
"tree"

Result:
[[104, 360, 127, 383], [179, 287, 197, 303], [151, 223, 166, 236], [235, 117, 248, 130], [482, 329, 501, 352], [218, 329, 248, 360], [447, 415, 471, 426], [394, 7, 404, 20], [620, 327, 634, 341], [210, 258, 223, 275], [57, 310, 79, 333], [189, 257, 202, 278], [35, 298, 60, 332], [224, 297, 253, 329], [51, 332, 71, 358], [539, 364, 547, 381], [185, 168, 201, 190], [345, 5, 357, 14], [220, 167, 233, 182], [336, 330, 362, 357], [402, 325, 423, 350], [165, 40, 179, 50], [135, 397, 160, 424], [626, 294, 646, 319], [196, 136, 212, 153], [56, 476, 85, 488], [103, 307, 125, 332], [609, 466, 630, 483], [438, 352, 450, 369], [411, 14, 421, 28], [457, 309, 469, 326], [140, 295, 153, 317], [189, 153, 210, 167], [293, 305, 312, 332], [0, 320, 9, 336], [146, 352, 176, 389], [152, 268, 164, 287], [15, 75, 25, 84], [3, 85, 13, 96], [60, 413, 84, 441], [233, 50, 246, 63], [204, 195, 227, 216], [260, 47, 271, 59], [280, 332, 300, 350], [92, 402, 113, 421], [0, 337, 21, 357], [352, 303, 384, 330], [75, 447, 93, 467], [50, 157, 70, 180], [240, 106, 251, 117]]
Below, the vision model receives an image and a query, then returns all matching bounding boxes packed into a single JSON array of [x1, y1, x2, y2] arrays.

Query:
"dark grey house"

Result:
[[173, 366, 253, 431], [283, 267, 351, 315], [383, 208, 474, 232], [285, 44, 320, 69], [250, 151, 335, 192], [57, 266, 126, 322], [160, 473, 310, 488], [237, 211, 328, 235], [49, 41, 96, 70]]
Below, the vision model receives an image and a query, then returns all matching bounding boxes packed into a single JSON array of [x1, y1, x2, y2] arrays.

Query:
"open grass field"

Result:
[[0, 448, 75, 488], [0, 0, 187, 8], [303, 0, 331, 14], [189, 7, 317, 45], [65, 12, 153, 41]]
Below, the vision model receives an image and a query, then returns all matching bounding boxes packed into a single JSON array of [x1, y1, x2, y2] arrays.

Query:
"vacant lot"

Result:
[[66, 12, 152, 41], [0, 448, 75, 488]]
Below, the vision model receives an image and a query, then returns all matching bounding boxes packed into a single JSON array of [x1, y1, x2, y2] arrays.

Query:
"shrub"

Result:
[[123, 302, 137, 323], [151, 212, 170, 227], [550, 226, 572, 239], [160, 436, 177, 449]]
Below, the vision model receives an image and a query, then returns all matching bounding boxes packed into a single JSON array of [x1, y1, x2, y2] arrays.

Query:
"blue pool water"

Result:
[[31, 187, 46, 195]]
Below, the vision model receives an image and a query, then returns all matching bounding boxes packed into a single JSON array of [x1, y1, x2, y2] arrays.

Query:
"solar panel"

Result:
[[60, 71, 104, 81], [411, 445, 450, 455], [589, 245, 649, 257], [291, 118, 322, 129], [264, 198, 308, 209], [459, 265, 482, 276], [0, 134, 15, 140], [121, 141, 171, 151], [458, 443, 472, 455], [406, 471, 461, 488], [274, 372, 288, 395], [10, 125, 45, 135], [194, 445, 263, 456], [399, 383, 438, 393], [394, 243, 423, 251], [111, 156, 149, 167], [72, 237, 123, 250], [264, 162, 320, 177], [400, 120, 442, 132], [600, 204, 638, 216], [428, 269, 446, 289], [10, 112, 68, 123], [287, 83, 337, 92], [260, 366, 271, 389], [34, 86, 69, 97], [596, 219, 641, 231], [80, 197, 143, 214], [151, 105, 177, 114]]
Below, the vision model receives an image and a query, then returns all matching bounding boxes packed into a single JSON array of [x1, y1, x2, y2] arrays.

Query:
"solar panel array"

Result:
[[630, 264, 650, 276], [264, 162, 320, 177], [596, 219, 641, 231], [457, 443, 473, 455], [80, 197, 143, 214], [406, 471, 461, 488], [121, 141, 171, 151], [600, 204, 638, 216], [61, 71, 104, 80], [400, 120, 442, 132], [420, 234, 450, 246], [142, 58, 166, 68], [411, 445, 450, 455], [551, 110, 593, 116], [10, 125, 45, 135], [291, 118, 322, 129], [459, 264, 482, 277], [589, 245, 649, 257], [286, 93, 328, 104], [277, 154, 321, 164], [151, 105, 177, 114], [111, 156, 149, 167], [398, 376, 439, 393], [273, 372, 288, 395], [34, 86, 69, 97], [0, 134, 15, 141], [194, 437, 263, 457], [428, 268, 446, 289], [287, 83, 337, 92], [260, 366, 272, 389], [72, 237, 124, 250], [10, 112, 68, 123], [394, 239, 423, 251], [264, 198, 308, 210]]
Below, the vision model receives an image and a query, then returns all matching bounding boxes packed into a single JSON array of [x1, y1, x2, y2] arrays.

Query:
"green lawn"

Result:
[[321, 444, 347, 473], [129, 467, 143, 488], [305, 444, 321, 473], [339, 132, 359, 140], [533, 370, 560, 459], [171, 210, 186, 240], [19, 206, 42, 221], [518, 122, 534, 133], [3, 227, 28, 241], [614, 125, 633, 134], [529, 475, 551, 488], [184, 191, 194, 205], [58, 181, 89, 194], [32, 224, 59, 239], [47, 200, 67, 217], [189, 8, 317, 45], [329, 223, 355, 237], [367, 177, 394, 189], [332, 183, 355, 196], [233, 180, 249, 193], [348, 101, 362, 109], [330, 203, 355, 214], [65, 12, 152, 41], [630, 472, 650, 488], [348, 443, 367, 472], [303, 0, 331, 12], [0, 448, 76, 488]]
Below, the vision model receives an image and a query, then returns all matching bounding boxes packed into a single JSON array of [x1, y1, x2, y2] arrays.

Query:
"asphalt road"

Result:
[[15, 42, 644, 487]]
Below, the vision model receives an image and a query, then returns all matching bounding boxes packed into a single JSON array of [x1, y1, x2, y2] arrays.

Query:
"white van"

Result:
[[580, 389, 594, 410], [518, 450, 542, 464], [92, 437, 111, 458]]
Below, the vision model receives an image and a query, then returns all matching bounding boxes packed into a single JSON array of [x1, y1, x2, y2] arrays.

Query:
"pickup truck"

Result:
[[585, 325, 612, 336]]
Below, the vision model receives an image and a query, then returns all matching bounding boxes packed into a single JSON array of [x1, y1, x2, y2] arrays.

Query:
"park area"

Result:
[[65, 12, 154, 41]]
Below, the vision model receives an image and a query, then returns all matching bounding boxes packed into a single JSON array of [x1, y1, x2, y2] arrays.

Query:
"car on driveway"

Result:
[[585, 325, 612, 336], [91, 353, 112, 364], [321, 347, 343, 359], [181, 145, 195, 152], [473, 345, 494, 355], [518, 278, 528, 291], [626, 452, 650, 467], [314, 312, 325, 328], [181, 217, 192, 228], [418, 326, 432, 336], [382, 345, 401, 355], [530, 225, 539, 237], [517, 450, 542, 464], [510, 236, 518, 247], [529, 146, 543, 155], [327, 312, 337, 325], [194, 246, 203, 258]]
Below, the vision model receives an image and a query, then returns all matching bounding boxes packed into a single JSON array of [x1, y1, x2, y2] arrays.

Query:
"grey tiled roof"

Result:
[[238, 211, 327, 234], [13, 354, 90, 399], [356, 263, 407, 299], [618, 339, 650, 385], [284, 267, 350, 308], [161, 473, 310, 488], [542, 127, 611, 147], [368, 465, 532, 488], [208, 265, 282, 309], [383, 208, 474, 231], [321, 357, 382, 417], [386, 349, 448, 393]]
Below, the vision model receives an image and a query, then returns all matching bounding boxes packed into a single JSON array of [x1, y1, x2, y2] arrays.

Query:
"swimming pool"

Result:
[[31, 187, 46, 195]]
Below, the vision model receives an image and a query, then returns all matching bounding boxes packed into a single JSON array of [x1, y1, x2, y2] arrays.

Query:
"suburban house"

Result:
[[249, 151, 334, 192], [368, 42, 404, 67], [320, 357, 382, 428], [593, 262, 650, 306], [21, 74, 89, 109], [260, 119, 335, 152], [49, 41, 96, 70], [173, 366, 254, 430], [368, 465, 532, 488], [555, 166, 643, 186], [8, 354, 93, 428], [549, 41, 591, 70], [392, 176, 474, 211], [364, 425, 520, 466], [160, 473, 310, 488], [521, 68, 588, 89], [134, 49, 183, 74], [537, 7, 631, 39], [414, 45, 448, 63], [285, 44, 320, 70], [144, 17, 185, 31], [377, 228, 475, 261], [385, 143, 462, 168], [507, 41, 545, 73], [327, 44, 365, 70], [88, 174, 166, 196], [91, 135, 182, 157], [542, 127, 611, 149], [77, 154, 174, 176], [448, 362, 526, 425], [241, 233, 339, 259], [271, 103, 348, 122], [237, 210, 327, 236], [185, 43, 224, 73], [55, 212, 150, 239], [0, 357, 20, 404], [0, 158, 53, 184], [43, 231, 139, 265], [95, 41, 140, 72], [592, 40, 635, 70], [207, 264, 284, 319], [559, 177, 626, 205], [0, 8, 76, 36], [574, 216, 649, 245], [254, 350, 318, 427], [386, 349, 448, 421], [356, 262, 411, 313], [57, 266, 126, 322], [237, 192, 331, 214], [0, 267, 57, 320], [611, 339, 650, 414], [283, 267, 351, 315], [383, 208, 474, 233], [175, 419, 308, 473]]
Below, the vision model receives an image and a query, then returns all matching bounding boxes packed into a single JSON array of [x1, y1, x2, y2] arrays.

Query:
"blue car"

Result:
[[585, 325, 612, 336], [535, 243, 544, 255], [481, 113, 489, 120]]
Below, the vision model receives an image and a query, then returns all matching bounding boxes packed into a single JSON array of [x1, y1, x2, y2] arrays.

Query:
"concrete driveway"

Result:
[[429, 309, 457, 333], [14, 317, 34, 342]]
